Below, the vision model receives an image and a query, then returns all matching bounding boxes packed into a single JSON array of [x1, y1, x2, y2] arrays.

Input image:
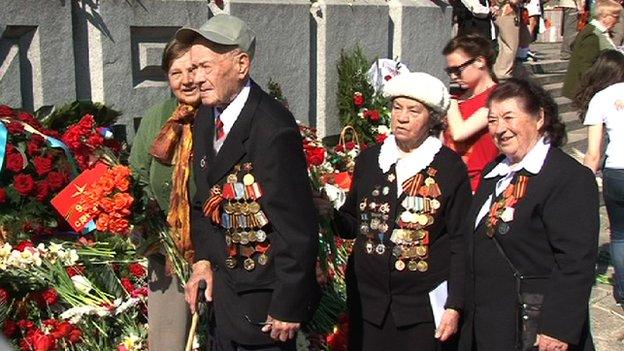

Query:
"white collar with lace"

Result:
[[379, 135, 442, 187]]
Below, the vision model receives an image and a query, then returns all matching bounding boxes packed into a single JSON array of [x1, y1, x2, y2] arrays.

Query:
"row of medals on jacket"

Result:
[[220, 163, 270, 271], [359, 167, 441, 272]]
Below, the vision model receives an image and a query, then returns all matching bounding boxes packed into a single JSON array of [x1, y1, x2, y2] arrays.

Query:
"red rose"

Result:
[[52, 321, 72, 339], [3, 320, 17, 338], [17, 319, 34, 330], [34, 181, 51, 203], [17, 112, 42, 129], [41, 288, 58, 306], [32, 156, 53, 176], [13, 174, 35, 196], [6, 152, 25, 173], [0, 288, 8, 304], [364, 109, 380, 122], [68, 328, 82, 344], [31, 330, 55, 351], [375, 133, 388, 144], [120, 278, 135, 293], [46, 171, 69, 191], [0, 105, 15, 117], [0, 188, 6, 204], [66, 265, 85, 277], [131, 287, 148, 298], [128, 263, 146, 278], [16, 241, 34, 252], [5, 121, 25, 134], [27, 135, 45, 157], [353, 92, 365, 107], [345, 141, 356, 150], [306, 147, 325, 167]]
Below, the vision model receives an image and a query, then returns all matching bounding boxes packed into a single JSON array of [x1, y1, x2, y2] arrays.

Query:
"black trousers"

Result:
[[211, 332, 295, 351], [349, 310, 459, 351]]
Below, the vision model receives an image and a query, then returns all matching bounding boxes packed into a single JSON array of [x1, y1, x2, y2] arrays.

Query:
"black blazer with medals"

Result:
[[190, 81, 320, 345], [335, 144, 472, 328], [460, 147, 598, 351]]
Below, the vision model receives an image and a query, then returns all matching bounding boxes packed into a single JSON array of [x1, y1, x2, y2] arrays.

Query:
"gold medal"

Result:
[[243, 258, 255, 271], [232, 232, 242, 243], [408, 260, 419, 271], [426, 215, 434, 226], [417, 260, 429, 272], [417, 214, 428, 226], [225, 257, 237, 269], [424, 177, 435, 186], [416, 230, 426, 240], [248, 201, 261, 214], [248, 231, 257, 242], [227, 174, 238, 183], [430, 199, 441, 210], [416, 246, 427, 257], [243, 174, 255, 186], [240, 202, 250, 215], [224, 202, 234, 214], [395, 260, 406, 271], [240, 232, 249, 245], [258, 253, 268, 265]]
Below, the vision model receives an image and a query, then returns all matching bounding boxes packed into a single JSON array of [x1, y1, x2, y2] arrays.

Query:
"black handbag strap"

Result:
[[492, 235, 523, 279]]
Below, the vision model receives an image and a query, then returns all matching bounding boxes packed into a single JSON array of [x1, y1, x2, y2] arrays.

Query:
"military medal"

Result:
[[365, 241, 374, 254], [257, 253, 268, 266], [375, 243, 386, 255], [416, 261, 428, 272], [256, 229, 267, 242], [395, 260, 406, 271], [498, 222, 510, 235], [200, 156, 206, 169], [225, 257, 237, 269], [408, 260, 419, 271], [243, 258, 255, 271]]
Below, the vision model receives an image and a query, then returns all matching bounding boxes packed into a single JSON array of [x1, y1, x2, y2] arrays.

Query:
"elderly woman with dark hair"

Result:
[[129, 37, 199, 350], [460, 79, 599, 351], [316, 72, 472, 351]]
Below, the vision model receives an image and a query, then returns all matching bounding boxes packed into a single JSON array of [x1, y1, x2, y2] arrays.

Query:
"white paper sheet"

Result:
[[429, 280, 448, 329]]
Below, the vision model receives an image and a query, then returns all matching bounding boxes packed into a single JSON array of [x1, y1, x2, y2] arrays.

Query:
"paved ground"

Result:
[[592, 207, 624, 351]]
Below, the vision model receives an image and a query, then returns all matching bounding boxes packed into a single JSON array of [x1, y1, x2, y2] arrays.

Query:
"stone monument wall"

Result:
[[0, 0, 452, 140]]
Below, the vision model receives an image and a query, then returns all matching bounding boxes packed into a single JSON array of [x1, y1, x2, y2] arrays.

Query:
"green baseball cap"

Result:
[[176, 14, 256, 59]]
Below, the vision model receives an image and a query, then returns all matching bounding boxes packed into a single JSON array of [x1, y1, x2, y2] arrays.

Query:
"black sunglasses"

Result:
[[444, 57, 477, 77]]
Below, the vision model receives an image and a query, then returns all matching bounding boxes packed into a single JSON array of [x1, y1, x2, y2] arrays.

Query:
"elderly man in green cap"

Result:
[[178, 14, 320, 351]]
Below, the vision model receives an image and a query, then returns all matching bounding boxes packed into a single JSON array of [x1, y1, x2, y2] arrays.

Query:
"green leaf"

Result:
[[38, 100, 122, 131]]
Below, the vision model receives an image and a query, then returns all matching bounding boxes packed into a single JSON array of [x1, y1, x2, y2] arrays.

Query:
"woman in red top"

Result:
[[443, 34, 500, 192]]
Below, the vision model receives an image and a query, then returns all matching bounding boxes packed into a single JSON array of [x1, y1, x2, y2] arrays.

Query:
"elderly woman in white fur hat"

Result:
[[315, 72, 472, 350]]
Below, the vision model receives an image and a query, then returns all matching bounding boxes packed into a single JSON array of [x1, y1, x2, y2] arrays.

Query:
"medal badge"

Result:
[[391, 167, 441, 272], [486, 175, 529, 238]]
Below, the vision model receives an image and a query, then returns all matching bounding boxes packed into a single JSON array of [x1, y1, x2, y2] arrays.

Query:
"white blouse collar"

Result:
[[378, 135, 442, 174], [484, 137, 550, 179]]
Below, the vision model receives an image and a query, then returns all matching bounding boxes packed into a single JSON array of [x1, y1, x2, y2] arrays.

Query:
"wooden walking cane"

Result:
[[185, 280, 207, 351]]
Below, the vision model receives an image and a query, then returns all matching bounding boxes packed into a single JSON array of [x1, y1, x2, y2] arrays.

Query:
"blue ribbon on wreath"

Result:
[[0, 121, 7, 171]]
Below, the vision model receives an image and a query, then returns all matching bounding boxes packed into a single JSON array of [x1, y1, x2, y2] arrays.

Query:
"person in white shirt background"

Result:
[[577, 50, 624, 306]]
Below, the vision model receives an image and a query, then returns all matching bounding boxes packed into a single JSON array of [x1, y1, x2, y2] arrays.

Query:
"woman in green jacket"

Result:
[[129, 37, 199, 351]]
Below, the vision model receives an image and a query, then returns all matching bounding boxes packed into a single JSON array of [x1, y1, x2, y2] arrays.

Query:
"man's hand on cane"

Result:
[[185, 260, 214, 314]]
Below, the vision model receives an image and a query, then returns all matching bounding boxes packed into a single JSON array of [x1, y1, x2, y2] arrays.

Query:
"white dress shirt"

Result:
[[474, 137, 551, 228], [213, 80, 251, 153]]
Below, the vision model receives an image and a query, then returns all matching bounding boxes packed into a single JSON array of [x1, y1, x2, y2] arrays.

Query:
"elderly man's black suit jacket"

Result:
[[190, 81, 320, 345]]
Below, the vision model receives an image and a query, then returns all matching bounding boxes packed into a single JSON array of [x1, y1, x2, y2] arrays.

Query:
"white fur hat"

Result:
[[383, 72, 450, 114]]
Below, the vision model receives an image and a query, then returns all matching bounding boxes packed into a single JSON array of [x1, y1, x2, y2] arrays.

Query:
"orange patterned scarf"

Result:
[[149, 103, 197, 264]]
